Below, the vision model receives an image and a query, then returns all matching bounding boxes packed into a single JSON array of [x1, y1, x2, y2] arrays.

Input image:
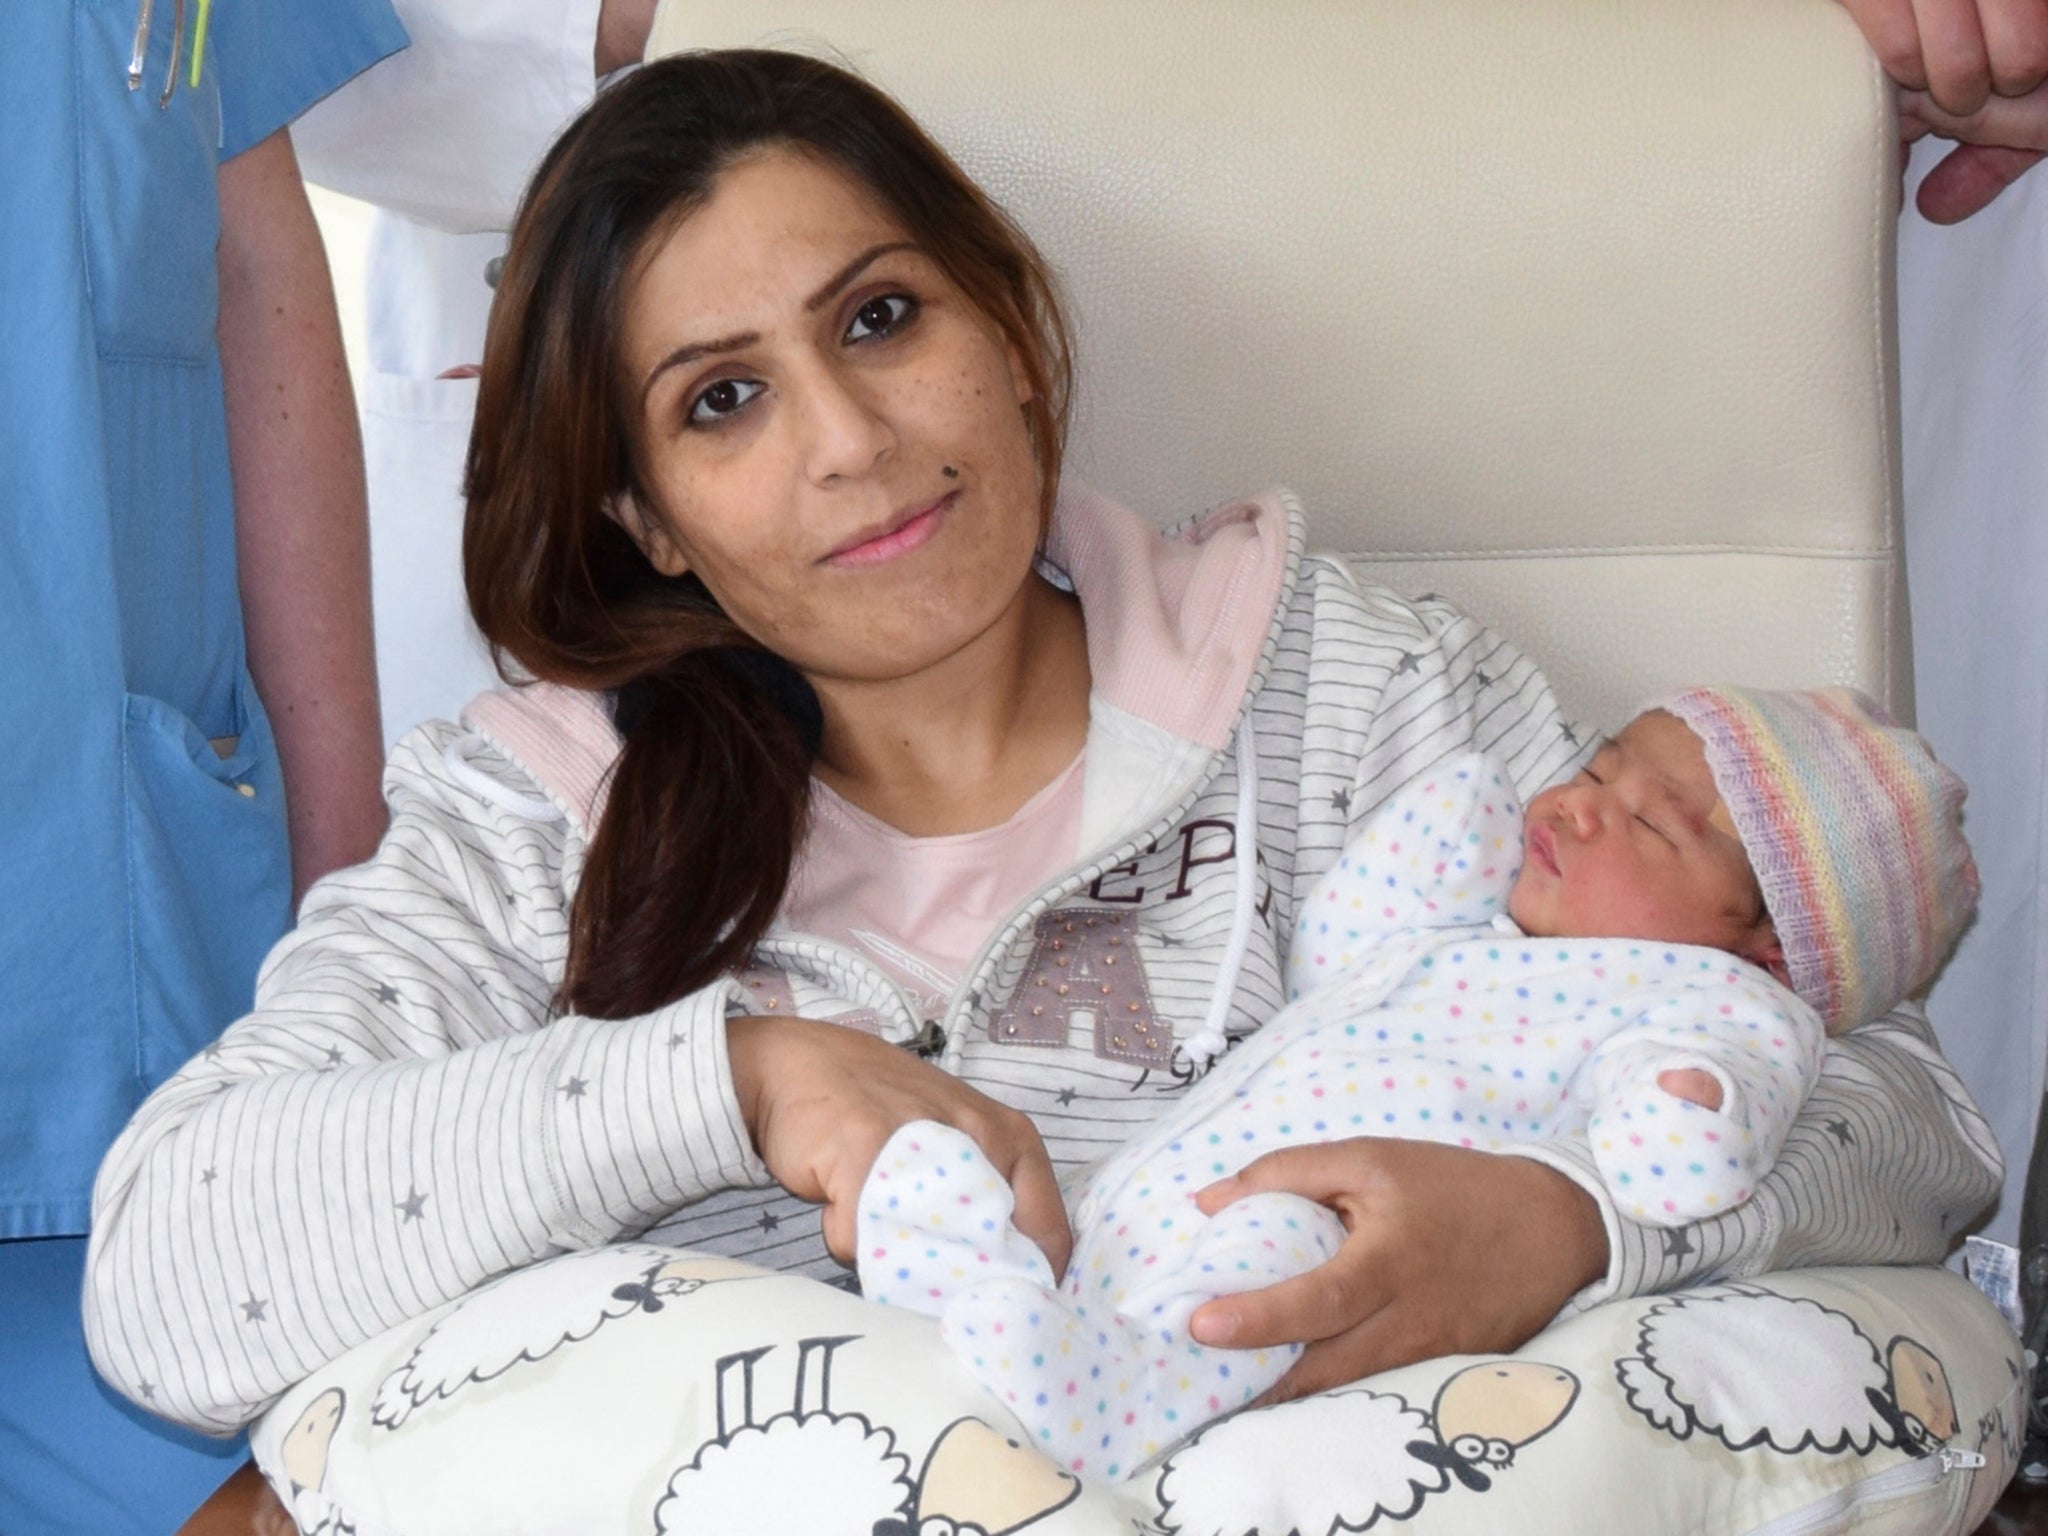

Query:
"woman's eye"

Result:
[[687, 377, 765, 426], [845, 292, 916, 343]]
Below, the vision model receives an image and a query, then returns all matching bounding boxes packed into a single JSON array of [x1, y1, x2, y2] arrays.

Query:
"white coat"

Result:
[[292, 0, 607, 744]]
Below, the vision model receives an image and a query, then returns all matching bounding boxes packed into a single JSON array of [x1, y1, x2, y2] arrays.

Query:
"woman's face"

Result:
[[616, 146, 1044, 685]]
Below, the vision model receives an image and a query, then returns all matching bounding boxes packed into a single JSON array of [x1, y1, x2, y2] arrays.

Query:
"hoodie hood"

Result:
[[461, 486, 1301, 841]]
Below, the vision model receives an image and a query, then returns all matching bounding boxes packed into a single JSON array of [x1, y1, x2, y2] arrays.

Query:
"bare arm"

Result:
[[596, 0, 659, 75], [217, 129, 387, 898]]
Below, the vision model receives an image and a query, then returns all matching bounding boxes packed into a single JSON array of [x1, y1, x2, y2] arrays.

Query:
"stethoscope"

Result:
[[126, 0, 213, 109]]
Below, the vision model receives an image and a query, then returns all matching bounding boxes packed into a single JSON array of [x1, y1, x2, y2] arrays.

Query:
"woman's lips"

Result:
[[1527, 822, 1561, 878], [824, 490, 957, 567]]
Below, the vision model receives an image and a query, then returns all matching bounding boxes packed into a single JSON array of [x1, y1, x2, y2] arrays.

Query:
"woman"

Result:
[[83, 49, 1997, 1437]]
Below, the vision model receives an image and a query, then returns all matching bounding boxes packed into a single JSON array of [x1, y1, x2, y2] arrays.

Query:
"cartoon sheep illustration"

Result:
[[1407, 1360, 1582, 1491], [1615, 1286, 1958, 1457], [371, 1244, 762, 1430], [1154, 1359, 1579, 1536], [273, 1386, 354, 1535], [654, 1336, 1081, 1536], [882, 1416, 1086, 1536]]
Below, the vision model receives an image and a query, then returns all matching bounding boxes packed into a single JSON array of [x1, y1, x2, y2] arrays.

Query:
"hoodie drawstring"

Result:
[[1178, 719, 1261, 1071]]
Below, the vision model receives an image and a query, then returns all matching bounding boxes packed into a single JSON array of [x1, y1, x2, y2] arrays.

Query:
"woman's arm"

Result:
[[82, 724, 770, 1433], [1546, 1002, 2003, 1294], [1183, 1010, 1997, 1403], [1231, 569, 2002, 1395]]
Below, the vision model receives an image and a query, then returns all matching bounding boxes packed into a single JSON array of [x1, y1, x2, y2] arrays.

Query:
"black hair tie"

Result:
[[611, 648, 824, 758]]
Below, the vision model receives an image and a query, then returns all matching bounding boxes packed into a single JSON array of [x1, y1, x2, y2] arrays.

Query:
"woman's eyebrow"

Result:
[[642, 330, 760, 407], [804, 240, 916, 313]]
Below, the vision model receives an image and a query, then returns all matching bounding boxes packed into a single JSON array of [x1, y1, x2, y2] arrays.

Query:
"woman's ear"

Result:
[[1739, 920, 1792, 991], [606, 491, 690, 578]]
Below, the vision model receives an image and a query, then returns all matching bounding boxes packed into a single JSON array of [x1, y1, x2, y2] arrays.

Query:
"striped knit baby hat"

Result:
[[1653, 687, 1978, 1034]]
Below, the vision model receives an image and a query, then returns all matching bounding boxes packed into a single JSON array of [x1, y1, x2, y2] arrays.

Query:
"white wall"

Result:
[[1900, 155, 2048, 1246]]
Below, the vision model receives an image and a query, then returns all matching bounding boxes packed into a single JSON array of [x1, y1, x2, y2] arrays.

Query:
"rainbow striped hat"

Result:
[[1654, 687, 1978, 1034]]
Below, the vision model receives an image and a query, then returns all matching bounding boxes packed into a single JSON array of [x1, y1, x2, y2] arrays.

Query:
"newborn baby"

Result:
[[856, 686, 1977, 1479]]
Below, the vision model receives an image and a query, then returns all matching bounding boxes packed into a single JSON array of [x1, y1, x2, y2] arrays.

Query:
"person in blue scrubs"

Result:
[[0, 1, 403, 1530]]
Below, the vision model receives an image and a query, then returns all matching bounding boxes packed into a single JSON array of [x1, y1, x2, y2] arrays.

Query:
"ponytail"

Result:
[[565, 648, 818, 1018]]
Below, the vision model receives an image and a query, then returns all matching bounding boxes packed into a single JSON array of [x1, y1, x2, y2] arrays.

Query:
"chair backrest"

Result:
[[649, 0, 1908, 731]]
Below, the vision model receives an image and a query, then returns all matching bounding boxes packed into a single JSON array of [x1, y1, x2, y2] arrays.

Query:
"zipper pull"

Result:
[[902, 1019, 947, 1059], [1939, 1448, 1989, 1473]]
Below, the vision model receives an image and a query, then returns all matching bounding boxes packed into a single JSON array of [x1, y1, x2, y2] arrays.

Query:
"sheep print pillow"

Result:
[[252, 1250, 2021, 1536]]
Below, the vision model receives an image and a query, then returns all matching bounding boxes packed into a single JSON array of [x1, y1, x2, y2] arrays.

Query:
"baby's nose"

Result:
[[1558, 785, 1605, 835]]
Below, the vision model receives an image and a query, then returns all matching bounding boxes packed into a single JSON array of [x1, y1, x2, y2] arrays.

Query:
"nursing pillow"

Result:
[[253, 1248, 2020, 1534]]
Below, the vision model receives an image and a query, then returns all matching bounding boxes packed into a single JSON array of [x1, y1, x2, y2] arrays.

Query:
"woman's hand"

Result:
[[1186, 1138, 1609, 1404], [727, 1015, 1073, 1277]]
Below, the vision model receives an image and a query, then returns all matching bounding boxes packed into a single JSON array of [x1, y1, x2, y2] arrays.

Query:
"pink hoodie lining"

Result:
[[1048, 486, 1290, 753]]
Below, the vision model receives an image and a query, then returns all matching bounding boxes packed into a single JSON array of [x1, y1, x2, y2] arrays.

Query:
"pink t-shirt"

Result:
[[781, 751, 1087, 1022]]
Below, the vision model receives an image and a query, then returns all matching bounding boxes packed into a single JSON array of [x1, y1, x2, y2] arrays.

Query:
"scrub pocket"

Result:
[[75, 0, 224, 360], [122, 676, 290, 1088]]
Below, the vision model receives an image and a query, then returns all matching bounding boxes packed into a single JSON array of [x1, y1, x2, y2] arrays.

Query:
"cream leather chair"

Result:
[[652, 0, 1912, 734]]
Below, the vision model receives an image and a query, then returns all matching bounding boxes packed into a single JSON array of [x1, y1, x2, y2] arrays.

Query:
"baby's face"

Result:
[[1509, 712, 1768, 953]]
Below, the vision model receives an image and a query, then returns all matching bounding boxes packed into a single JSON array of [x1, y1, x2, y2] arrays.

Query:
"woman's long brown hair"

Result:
[[464, 50, 1073, 1019]]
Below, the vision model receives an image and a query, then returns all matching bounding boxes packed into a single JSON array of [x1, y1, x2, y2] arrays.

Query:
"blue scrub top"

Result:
[[0, 0, 406, 1238]]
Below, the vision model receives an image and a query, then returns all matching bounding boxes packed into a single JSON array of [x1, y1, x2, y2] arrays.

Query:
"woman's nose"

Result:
[[801, 366, 896, 482]]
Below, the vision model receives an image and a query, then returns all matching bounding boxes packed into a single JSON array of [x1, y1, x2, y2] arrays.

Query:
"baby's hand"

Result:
[[1593, 1052, 1755, 1226], [1657, 1067, 1725, 1112]]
